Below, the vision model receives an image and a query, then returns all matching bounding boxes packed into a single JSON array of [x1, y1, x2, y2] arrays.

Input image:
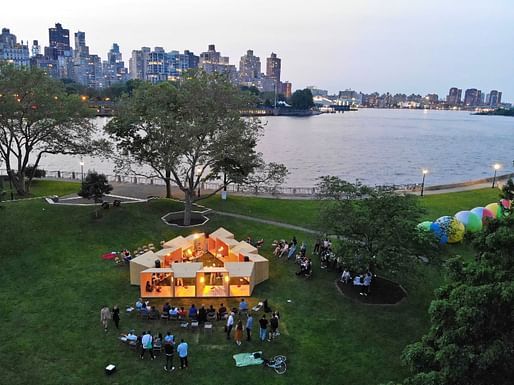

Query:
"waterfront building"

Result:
[[306, 86, 328, 97], [0, 27, 30, 67], [486, 90, 502, 108], [266, 52, 281, 83], [239, 49, 261, 84], [463, 88, 482, 107], [446, 87, 462, 106], [280, 81, 292, 98], [199, 44, 237, 82]]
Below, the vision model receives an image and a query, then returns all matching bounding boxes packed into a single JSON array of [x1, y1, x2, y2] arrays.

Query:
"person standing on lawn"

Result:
[[140, 331, 155, 360], [163, 340, 175, 372], [100, 305, 111, 332], [112, 305, 120, 329], [259, 315, 269, 342], [235, 320, 243, 346], [226, 311, 235, 340], [246, 313, 254, 341], [177, 339, 189, 369]]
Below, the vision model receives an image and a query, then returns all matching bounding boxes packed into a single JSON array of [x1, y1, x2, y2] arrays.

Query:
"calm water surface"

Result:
[[39, 109, 514, 187]]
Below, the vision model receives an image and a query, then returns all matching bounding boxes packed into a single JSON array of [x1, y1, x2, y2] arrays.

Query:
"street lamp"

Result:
[[196, 166, 202, 197], [492, 163, 500, 188], [420, 169, 428, 197], [80, 158, 84, 183]]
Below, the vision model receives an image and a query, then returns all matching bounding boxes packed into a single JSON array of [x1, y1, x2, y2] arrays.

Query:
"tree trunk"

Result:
[[183, 191, 193, 226], [165, 169, 172, 198], [9, 171, 27, 196]]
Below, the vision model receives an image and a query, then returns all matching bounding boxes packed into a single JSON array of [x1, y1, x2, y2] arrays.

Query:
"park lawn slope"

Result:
[[0, 198, 439, 385]]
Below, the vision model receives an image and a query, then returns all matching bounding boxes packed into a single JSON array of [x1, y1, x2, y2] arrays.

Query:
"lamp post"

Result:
[[80, 159, 84, 183], [420, 169, 428, 197], [491, 163, 500, 188], [196, 166, 202, 197]]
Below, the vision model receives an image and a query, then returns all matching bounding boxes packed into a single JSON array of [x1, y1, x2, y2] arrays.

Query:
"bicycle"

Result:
[[263, 355, 287, 374]]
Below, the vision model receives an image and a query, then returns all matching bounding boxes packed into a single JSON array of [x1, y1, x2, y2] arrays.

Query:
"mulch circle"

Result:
[[336, 276, 407, 305], [165, 215, 206, 226]]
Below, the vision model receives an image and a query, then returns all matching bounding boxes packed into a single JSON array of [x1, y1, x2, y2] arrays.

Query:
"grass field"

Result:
[[0, 182, 501, 385]]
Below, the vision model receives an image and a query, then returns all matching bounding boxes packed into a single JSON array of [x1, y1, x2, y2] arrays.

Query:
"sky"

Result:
[[2, 0, 514, 100]]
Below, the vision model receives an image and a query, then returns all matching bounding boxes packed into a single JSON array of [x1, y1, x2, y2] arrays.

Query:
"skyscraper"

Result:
[[266, 52, 281, 82], [46, 23, 71, 60], [463, 88, 481, 107], [239, 50, 261, 83], [487, 90, 502, 108], [446, 87, 462, 106]]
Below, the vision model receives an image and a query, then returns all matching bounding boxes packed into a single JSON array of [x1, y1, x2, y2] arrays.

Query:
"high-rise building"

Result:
[[46, 23, 71, 60], [446, 87, 462, 105], [31, 40, 40, 57], [199, 44, 237, 82], [239, 50, 261, 83], [73, 31, 90, 85], [463, 88, 482, 107], [103, 43, 128, 86], [280, 81, 292, 98], [487, 90, 502, 108], [266, 52, 281, 83], [167, 50, 199, 78], [0, 27, 30, 67], [199, 44, 221, 65]]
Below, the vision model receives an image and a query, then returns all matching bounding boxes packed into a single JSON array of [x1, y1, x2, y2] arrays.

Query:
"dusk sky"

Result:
[[4, 0, 514, 100]]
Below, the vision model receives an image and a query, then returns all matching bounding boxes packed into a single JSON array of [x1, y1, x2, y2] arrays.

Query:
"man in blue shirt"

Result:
[[177, 339, 188, 369], [239, 299, 248, 313]]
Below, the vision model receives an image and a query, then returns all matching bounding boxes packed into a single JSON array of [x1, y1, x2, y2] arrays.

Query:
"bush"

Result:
[[25, 165, 46, 178]]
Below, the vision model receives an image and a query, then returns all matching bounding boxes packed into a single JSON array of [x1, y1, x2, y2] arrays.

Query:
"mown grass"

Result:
[[0, 182, 498, 384]]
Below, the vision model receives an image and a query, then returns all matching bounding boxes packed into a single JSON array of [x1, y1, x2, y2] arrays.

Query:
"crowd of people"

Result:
[[340, 269, 374, 296]]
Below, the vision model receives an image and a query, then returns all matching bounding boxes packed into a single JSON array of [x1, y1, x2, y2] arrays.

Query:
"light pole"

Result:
[[196, 166, 202, 197], [491, 163, 500, 188], [80, 159, 84, 183], [420, 169, 428, 197]]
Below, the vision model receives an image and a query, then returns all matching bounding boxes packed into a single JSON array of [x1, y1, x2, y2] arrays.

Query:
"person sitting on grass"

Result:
[[163, 302, 171, 314], [135, 298, 143, 312], [149, 306, 160, 319], [169, 307, 179, 317], [273, 242, 282, 257], [178, 307, 187, 319], [279, 242, 289, 258], [207, 305, 216, 319]]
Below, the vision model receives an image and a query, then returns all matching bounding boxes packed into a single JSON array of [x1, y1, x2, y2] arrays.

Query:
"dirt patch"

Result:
[[336, 276, 407, 305]]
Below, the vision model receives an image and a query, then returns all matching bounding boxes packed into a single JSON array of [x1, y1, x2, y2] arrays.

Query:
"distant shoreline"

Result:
[[472, 109, 514, 117]]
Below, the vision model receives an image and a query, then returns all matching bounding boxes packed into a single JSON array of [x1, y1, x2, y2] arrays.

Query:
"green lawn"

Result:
[[1, 178, 81, 200], [0, 182, 498, 384], [420, 188, 502, 220]]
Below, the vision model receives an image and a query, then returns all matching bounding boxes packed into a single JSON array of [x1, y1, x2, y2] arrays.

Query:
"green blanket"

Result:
[[233, 351, 264, 367]]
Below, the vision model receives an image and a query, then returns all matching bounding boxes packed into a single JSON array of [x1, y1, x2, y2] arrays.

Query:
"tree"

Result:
[[499, 177, 514, 200], [106, 70, 287, 225], [78, 171, 113, 218], [290, 88, 314, 110], [399, 217, 514, 385], [0, 64, 96, 195], [317, 177, 432, 277]]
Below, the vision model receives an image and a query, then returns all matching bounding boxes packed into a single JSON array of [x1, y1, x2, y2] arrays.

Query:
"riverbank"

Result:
[[473, 108, 514, 117]]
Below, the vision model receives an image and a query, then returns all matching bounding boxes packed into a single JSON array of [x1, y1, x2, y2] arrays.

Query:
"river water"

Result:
[[38, 109, 514, 187]]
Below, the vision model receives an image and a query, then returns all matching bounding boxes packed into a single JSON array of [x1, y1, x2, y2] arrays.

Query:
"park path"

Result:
[[211, 210, 318, 235]]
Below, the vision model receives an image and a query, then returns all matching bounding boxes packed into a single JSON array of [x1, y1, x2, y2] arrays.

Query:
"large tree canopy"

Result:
[[317, 177, 433, 276], [0, 64, 95, 195], [106, 70, 286, 225], [398, 216, 514, 385]]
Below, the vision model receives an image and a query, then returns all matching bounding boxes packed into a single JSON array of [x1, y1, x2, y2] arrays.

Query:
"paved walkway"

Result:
[[211, 211, 318, 234]]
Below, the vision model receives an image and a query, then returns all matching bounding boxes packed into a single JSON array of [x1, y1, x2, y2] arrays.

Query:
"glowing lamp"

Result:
[[187, 249, 193, 256], [224, 276, 229, 283], [200, 277, 204, 283], [218, 246, 224, 252]]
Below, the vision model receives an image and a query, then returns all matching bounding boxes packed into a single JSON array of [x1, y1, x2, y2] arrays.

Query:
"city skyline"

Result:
[[3, 0, 514, 99]]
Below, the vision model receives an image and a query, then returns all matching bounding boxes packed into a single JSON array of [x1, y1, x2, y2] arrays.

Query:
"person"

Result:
[[341, 269, 351, 284], [359, 275, 366, 295], [300, 242, 307, 258], [100, 305, 111, 332], [177, 339, 188, 369], [239, 299, 248, 313], [269, 312, 279, 341], [218, 303, 227, 320], [149, 306, 160, 319], [198, 305, 207, 324], [162, 302, 171, 314], [122, 249, 132, 263], [169, 306, 179, 317], [112, 305, 120, 329], [226, 311, 235, 340], [164, 331, 174, 345], [235, 320, 243, 346], [313, 238, 321, 255], [163, 339, 175, 372], [135, 298, 143, 312], [125, 330, 137, 342], [259, 315, 268, 342], [279, 242, 289, 258], [207, 305, 216, 319], [178, 307, 187, 319], [140, 331, 155, 360], [273, 242, 282, 257], [189, 304, 198, 320], [363, 272, 372, 296], [145, 280, 153, 293], [246, 313, 253, 341]]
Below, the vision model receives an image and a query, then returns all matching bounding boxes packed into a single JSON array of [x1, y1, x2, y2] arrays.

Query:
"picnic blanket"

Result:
[[101, 252, 117, 260], [233, 351, 263, 367]]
